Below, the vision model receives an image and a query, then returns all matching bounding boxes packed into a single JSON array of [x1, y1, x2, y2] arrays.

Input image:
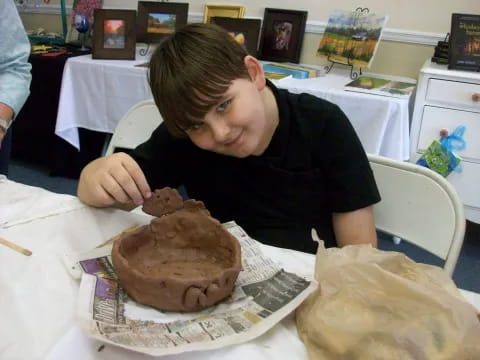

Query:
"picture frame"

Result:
[[211, 17, 261, 56], [203, 4, 245, 24], [136, 1, 189, 43], [448, 13, 480, 71], [92, 9, 137, 60], [259, 8, 308, 64]]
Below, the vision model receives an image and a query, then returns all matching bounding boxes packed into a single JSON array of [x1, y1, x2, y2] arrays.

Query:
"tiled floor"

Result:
[[7, 159, 480, 293]]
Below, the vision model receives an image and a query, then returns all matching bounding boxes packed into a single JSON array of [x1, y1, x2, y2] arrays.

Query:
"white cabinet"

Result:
[[410, 59, 480, 223]]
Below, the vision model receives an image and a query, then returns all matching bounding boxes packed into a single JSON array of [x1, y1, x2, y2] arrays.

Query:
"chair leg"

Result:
[[393, 236, 402, 245]]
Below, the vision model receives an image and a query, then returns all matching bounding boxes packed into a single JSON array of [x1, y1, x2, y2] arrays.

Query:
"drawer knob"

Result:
[[439, 128, 449, 138], [473, 93, 480, 102]]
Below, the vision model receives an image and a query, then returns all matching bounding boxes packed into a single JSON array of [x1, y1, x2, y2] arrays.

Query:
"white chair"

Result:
[[104, 100, 163, 156], [368, 154, 465, 276]]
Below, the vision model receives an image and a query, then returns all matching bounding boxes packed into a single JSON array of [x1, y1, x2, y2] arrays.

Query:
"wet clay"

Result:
[[111, 188, 242, 312], [142, 187, 183, 217]]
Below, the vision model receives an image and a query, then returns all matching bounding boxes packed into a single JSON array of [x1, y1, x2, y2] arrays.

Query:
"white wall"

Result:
[[18, 0, 480, 78], [41, 0, 478, 32]]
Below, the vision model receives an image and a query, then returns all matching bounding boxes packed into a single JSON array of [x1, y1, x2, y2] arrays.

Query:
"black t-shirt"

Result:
[[131, 81, 380, 253]]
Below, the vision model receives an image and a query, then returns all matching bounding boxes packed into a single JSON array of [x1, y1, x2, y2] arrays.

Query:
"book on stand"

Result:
[[449, 13, 480, 71], [344, 75, 416, 98]]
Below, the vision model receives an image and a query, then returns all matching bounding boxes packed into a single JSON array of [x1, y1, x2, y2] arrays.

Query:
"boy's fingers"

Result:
[[105, 166, 143, 205], [115, 172, 144, 206], [102, 173, 132, 204], [121, 157, 152, 199], [95, 187, 116, 207]]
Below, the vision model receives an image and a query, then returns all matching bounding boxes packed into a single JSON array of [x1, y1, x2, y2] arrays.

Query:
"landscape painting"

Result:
[[147, 13, 176, 34], [317, 9, 388, 68], [103, 19, 126, 49]]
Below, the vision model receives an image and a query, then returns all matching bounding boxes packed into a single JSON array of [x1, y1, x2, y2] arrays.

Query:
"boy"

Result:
[[78, 23, 380, 254]]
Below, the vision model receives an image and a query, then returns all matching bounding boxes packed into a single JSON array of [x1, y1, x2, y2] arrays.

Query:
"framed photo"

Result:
[[203, 4, 245, 24], [211, 17, 261, 56], [259, 8, 308, 64], [449, 13, 480, 71], [136, 1, 188, 43], [92, 9, 137, 60]]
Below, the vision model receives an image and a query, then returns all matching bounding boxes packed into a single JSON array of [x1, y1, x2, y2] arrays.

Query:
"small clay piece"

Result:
[[142, 187, 183, 217], [112, 188, 242, 312], [183, 199, 211, 216]]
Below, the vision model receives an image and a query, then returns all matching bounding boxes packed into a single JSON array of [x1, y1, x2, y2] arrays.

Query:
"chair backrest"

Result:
[[105, 100, 163, 156], [368, 154, 465, 276]]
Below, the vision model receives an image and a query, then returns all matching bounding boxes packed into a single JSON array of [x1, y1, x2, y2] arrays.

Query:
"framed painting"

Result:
[[259, 8, 308, 63], [449, 13, 480, 71], [211, 17, 261, 56], [203, 4, 245, 24], [92, 9, 137, 60], [137, 1, 189, 43]]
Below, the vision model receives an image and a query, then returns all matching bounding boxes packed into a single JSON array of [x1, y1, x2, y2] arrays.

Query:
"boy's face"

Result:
[[184, 75, 277, 158]]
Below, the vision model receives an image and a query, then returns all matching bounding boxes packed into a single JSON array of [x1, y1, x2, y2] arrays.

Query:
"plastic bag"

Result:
[[296, 242, 480, 360], [416, 126, 466, 177]]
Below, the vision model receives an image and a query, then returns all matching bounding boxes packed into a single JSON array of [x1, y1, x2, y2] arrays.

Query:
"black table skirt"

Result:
[[11, 46, 108, 178]]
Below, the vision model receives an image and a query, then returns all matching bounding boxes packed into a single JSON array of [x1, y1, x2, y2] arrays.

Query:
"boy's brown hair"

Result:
[[148, 23, 250, 137]]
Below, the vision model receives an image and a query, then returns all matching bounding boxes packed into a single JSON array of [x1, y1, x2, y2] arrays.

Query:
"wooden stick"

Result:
[[0, 236, 32, 256], [95, 225, 140, 249]]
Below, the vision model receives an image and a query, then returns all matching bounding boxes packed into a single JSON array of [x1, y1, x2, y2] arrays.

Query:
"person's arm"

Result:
[[0, 1, 32, 145], [77, 152, 152, 209], [332, 205, 377, 247], [0, 103, 14, 146]]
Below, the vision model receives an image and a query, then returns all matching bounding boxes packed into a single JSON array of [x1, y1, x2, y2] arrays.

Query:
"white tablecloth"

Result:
[[55, 53, 411, 160], [276, 75, 411, 161], [55, 53, 152, 150], [0, 177, 479, 359]]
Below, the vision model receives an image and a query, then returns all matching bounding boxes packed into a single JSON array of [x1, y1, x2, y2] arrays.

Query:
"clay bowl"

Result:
[[111, 207, 242, 312]]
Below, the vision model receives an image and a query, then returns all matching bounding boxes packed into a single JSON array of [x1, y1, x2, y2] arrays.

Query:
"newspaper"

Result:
[[68, 221, 317, 356]]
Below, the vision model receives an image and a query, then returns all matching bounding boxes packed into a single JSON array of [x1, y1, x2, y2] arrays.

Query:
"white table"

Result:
[[0, 177, 313, 360], [55, 53, 411, 161], [276, 74, 412, 161], [0, 177, 479, 359], [55, 53, 152, 151]]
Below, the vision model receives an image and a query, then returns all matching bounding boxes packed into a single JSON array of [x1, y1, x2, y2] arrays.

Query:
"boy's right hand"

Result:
[[77, 152, 152, 208]]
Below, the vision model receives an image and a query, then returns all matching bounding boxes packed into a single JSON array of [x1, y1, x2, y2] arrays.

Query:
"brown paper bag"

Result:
[[296, 242, 480, 360]]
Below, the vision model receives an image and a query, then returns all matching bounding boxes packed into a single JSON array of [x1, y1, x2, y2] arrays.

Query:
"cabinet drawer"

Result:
[[417, 106, 480, 161], [426, 78, 480, 111], [444, 161, 480, 208], [412, 153, 480, 208]]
